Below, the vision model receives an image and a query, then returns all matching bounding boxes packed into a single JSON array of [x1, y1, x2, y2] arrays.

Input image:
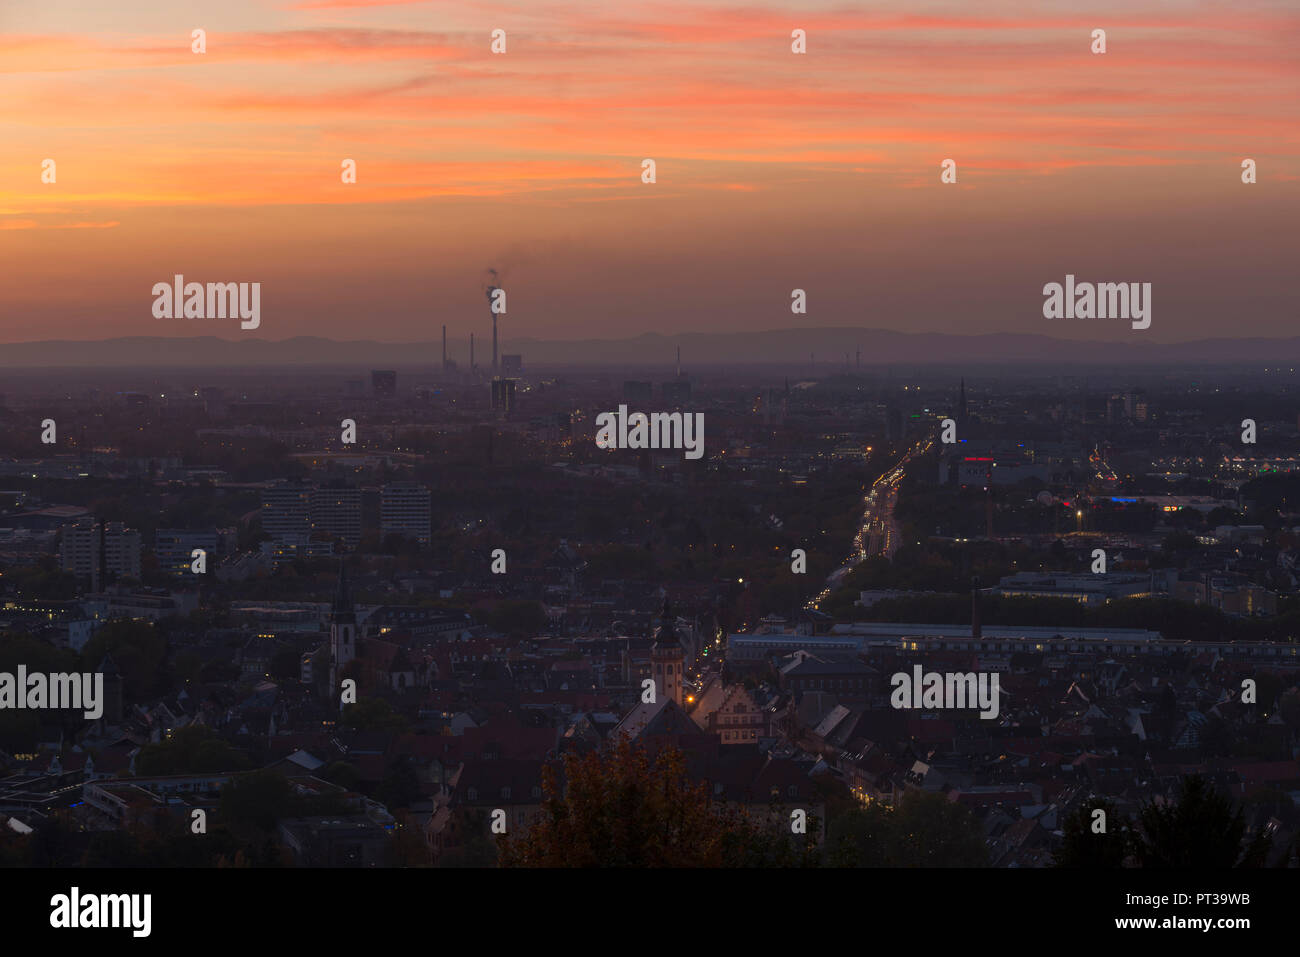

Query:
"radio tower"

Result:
[[486, 269, 501, 375]]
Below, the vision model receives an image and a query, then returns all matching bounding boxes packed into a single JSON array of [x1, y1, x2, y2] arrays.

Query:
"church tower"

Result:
[[98, 652, 123, 724], [329, 561, 357, 706], [650, 600, 685, 707]]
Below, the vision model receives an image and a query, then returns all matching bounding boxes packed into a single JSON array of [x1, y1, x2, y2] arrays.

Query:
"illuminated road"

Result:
[[806, 437, 931, 610]]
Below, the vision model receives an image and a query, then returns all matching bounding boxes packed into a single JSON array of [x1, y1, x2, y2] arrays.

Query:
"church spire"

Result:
[[332, 560, 355, 624], [650, 598, 684, 707], [652, 598, 679, 649]]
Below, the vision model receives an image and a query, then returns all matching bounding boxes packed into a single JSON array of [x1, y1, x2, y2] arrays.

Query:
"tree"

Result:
[[825, 790, 988, 867], [82, 829, 151, 868], [1277, 688, 1300, 732], [135, 725, 250, 775], [80, 618, 168, 700], [268, 648, 302, 682], [437, 808, 500, 869], [481, 600, 548, 638], [0, 632, 82, 751], [340, 697, 409, 734], [376, 758, 421, 811], [219, 770, 296, 834], [321, 761, 362, 791], [27, 811, 84, 867], [499, 737, 772, 867], [884, 790, 988, 866], [1054, 799, 1129, 868], [387, 811, 432, 867], [1132, 775, 1271, 868]]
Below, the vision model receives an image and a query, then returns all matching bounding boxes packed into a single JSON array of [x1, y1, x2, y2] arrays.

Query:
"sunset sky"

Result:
[[1, 0, 1297, 345]]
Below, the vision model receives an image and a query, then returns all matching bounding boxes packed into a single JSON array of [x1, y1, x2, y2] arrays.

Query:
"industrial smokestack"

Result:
[[985, 464, 994, 539], [485, 271, 500, 375]]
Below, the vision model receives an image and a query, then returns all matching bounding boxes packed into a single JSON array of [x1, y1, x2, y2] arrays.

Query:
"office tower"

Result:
[[623, 381, 653, 403], [763, 387, 787, 426], [61, 520, 141, 590], [381, 483, 432, 547], [262, 481, 312, 543], [553, 411, 572, 439], [662, 379, 692, 406], [491, 378, 516, 416], [103, 523, 142, 581], [1107, 395, 1126, 424], [60, 520, 101, 590], [154, 529, 219, 577], [311, 486, 362, 550], [886, 405, 903, 442], [1127, 390, 1150, 423]]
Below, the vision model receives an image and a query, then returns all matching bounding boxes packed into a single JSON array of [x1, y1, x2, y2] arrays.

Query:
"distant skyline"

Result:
[[2, 0, 1297, 346], [7, 328, 1300, 368]]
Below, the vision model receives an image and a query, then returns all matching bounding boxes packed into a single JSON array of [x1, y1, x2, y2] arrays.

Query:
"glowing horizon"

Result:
[[1, 0, 1297, 345]]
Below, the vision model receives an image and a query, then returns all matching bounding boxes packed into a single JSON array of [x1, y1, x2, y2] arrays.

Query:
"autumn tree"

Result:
[[499, 737, 794, 867], [1132, 775, 1271, 868], [136, 724, 250, 775], [824, 790, 988, 867]]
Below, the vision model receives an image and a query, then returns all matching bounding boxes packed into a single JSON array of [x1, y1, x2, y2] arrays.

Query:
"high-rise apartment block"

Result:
[[381, 483, 432, 547]]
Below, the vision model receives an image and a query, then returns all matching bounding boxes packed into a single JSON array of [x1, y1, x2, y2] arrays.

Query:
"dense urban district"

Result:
[[1, 360, 1299, 867]]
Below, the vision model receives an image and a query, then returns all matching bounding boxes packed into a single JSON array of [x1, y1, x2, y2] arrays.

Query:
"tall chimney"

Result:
[[971, 576, 982, 640], [485, 280, 500, 375], [985, 463, 994, 539]]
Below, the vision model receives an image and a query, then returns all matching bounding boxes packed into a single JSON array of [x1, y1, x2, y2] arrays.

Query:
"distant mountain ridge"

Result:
[[2, 329, 1300, 367]]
